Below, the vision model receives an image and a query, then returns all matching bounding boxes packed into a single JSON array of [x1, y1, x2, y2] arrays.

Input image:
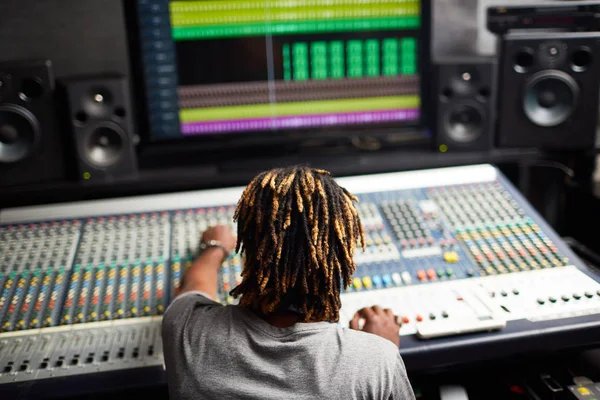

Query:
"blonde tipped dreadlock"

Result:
[[231, 166, 365, 322]]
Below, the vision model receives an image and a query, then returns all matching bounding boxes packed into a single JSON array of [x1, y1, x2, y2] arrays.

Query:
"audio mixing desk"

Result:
[[1, 164, 600, 398]]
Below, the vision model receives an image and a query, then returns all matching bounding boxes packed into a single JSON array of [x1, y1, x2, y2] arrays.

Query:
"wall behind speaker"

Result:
[[0, 0, 129, 79], [496, 32, 600, 150], [59, 75, 138, 182], [0, 60, 68, 188], [434, 56, 496, 152]]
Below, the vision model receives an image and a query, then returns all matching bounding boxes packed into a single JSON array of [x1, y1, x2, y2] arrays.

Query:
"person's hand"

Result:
[[349, 305, 401, 347], [201, 225, 237, 255]]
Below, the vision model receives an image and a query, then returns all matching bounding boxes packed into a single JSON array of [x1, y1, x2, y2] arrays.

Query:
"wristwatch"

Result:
[[198, 239, 229, 261]]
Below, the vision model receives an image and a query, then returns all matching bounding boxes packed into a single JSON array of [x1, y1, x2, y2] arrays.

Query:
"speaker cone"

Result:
[[83, 122, 125, 168], [0, 104, 40, 163], [523, 70, 578, 127], [443, 103, 484, 144]]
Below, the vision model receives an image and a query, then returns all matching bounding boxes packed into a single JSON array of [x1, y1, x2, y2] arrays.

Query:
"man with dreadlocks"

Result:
[[162, 166, 415, 400]]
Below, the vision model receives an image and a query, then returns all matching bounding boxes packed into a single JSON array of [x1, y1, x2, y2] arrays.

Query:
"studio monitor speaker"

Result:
[[59, 74, 138, 182], [434, 56, 496, 152], [0, 60, 67, 188], [496, 32, 600, 150]]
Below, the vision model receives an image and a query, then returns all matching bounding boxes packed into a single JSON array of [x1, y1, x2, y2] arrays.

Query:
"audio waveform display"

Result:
[[136, 0, 423, 139]]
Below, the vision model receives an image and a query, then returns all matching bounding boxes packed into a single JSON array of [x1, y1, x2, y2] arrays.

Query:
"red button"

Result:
[[416, 315, 423, 322], [427, 269, 436, 280], [402, 316, 410, 324], [417, 270, 426, 281]]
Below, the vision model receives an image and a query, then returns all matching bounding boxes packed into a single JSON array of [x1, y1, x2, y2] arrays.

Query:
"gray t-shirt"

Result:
[[162, 292, 416, 400]]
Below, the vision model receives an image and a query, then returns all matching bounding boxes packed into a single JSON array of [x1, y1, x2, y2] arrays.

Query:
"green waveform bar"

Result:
[[172, 16, 420, 40], [180, 95, 420, 122], [401, 37, 417, 75], [285, 37, 417, 81]]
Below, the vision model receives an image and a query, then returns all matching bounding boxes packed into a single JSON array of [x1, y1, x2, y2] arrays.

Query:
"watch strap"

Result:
[[198, 240, 229, 260]]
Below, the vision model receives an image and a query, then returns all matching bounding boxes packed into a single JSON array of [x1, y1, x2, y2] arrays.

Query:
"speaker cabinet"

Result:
[[59, 74, 138, 182], [496, 32, 600, 150], [434, 56, 496, 152], [0, 60, 67, 188]]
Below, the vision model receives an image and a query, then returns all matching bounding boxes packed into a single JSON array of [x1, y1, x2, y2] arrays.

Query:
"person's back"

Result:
[[163, 296, 412, 399], [162, 166, 416, 399]]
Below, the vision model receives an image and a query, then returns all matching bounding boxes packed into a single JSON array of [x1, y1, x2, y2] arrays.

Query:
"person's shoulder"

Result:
[[162, 291, 224, 329], [339, 327, 399, 360]]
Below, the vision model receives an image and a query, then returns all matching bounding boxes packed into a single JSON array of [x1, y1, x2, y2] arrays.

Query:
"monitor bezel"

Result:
[[124, 0, 433, 153]]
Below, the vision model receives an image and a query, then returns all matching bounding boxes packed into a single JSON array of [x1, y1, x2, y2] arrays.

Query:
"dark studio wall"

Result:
[[0, 0, 130, 78]]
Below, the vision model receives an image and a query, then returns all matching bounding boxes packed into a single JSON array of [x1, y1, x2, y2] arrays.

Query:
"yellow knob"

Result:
[[131, 308, 137, 314], [64, 315, 70, 321], [362, 276, 373, 288], [352, 277, 362, 289], [117, 309, 124, 315], [90, 312, 97, 318], [444, 252, 459, 263], [104, 311, 110, 317], [144, 306, 150, 313], [157, 305, 164, 312]]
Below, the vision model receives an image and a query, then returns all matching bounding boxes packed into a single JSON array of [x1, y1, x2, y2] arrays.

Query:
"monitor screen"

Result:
[[133, 0, 428, 141]]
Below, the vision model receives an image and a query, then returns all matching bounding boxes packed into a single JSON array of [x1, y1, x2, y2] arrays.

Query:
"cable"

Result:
[[524, 160, 575, 180]]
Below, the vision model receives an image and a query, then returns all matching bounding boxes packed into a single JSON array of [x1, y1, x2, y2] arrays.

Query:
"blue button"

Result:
[[372, 275, 382, 287], [382, 275, 392, 286]]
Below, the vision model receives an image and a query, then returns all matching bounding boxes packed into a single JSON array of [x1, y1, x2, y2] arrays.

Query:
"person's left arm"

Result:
[[179, 225, 237, 299]]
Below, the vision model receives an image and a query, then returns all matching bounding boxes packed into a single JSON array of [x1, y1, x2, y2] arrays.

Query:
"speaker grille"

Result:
[[523, 70, 579, 127], [443, 103, 484, 144], [0, 104, 40, 163], [83, 122, 126, 168]]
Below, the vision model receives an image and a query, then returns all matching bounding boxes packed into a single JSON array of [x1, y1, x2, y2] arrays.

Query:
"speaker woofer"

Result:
[[523, 70, 579, 127], [0, 104, 40, 163], [443, 103, 484, 144], [83, 122, 125, 168]]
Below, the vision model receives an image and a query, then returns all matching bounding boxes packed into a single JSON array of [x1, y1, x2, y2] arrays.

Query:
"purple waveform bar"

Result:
[[181, 109, 420, 135]]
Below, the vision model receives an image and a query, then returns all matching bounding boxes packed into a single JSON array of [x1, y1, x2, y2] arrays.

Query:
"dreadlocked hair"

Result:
[[230, 166, 365, 323]]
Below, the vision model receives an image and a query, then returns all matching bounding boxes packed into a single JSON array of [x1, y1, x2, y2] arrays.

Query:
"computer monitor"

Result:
[[130, 0, 431, 142]]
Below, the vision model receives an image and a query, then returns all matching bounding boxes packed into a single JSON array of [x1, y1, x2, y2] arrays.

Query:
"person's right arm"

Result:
[[349, 305, 402, 347]]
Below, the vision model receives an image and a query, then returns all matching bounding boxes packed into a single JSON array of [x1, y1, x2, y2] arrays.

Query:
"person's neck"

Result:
[[260, 311, 303, 328], [247, 306, 325, 327]]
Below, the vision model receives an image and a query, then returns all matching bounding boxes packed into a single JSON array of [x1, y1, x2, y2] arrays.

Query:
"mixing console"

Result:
[[1, 164, 599, 395]]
